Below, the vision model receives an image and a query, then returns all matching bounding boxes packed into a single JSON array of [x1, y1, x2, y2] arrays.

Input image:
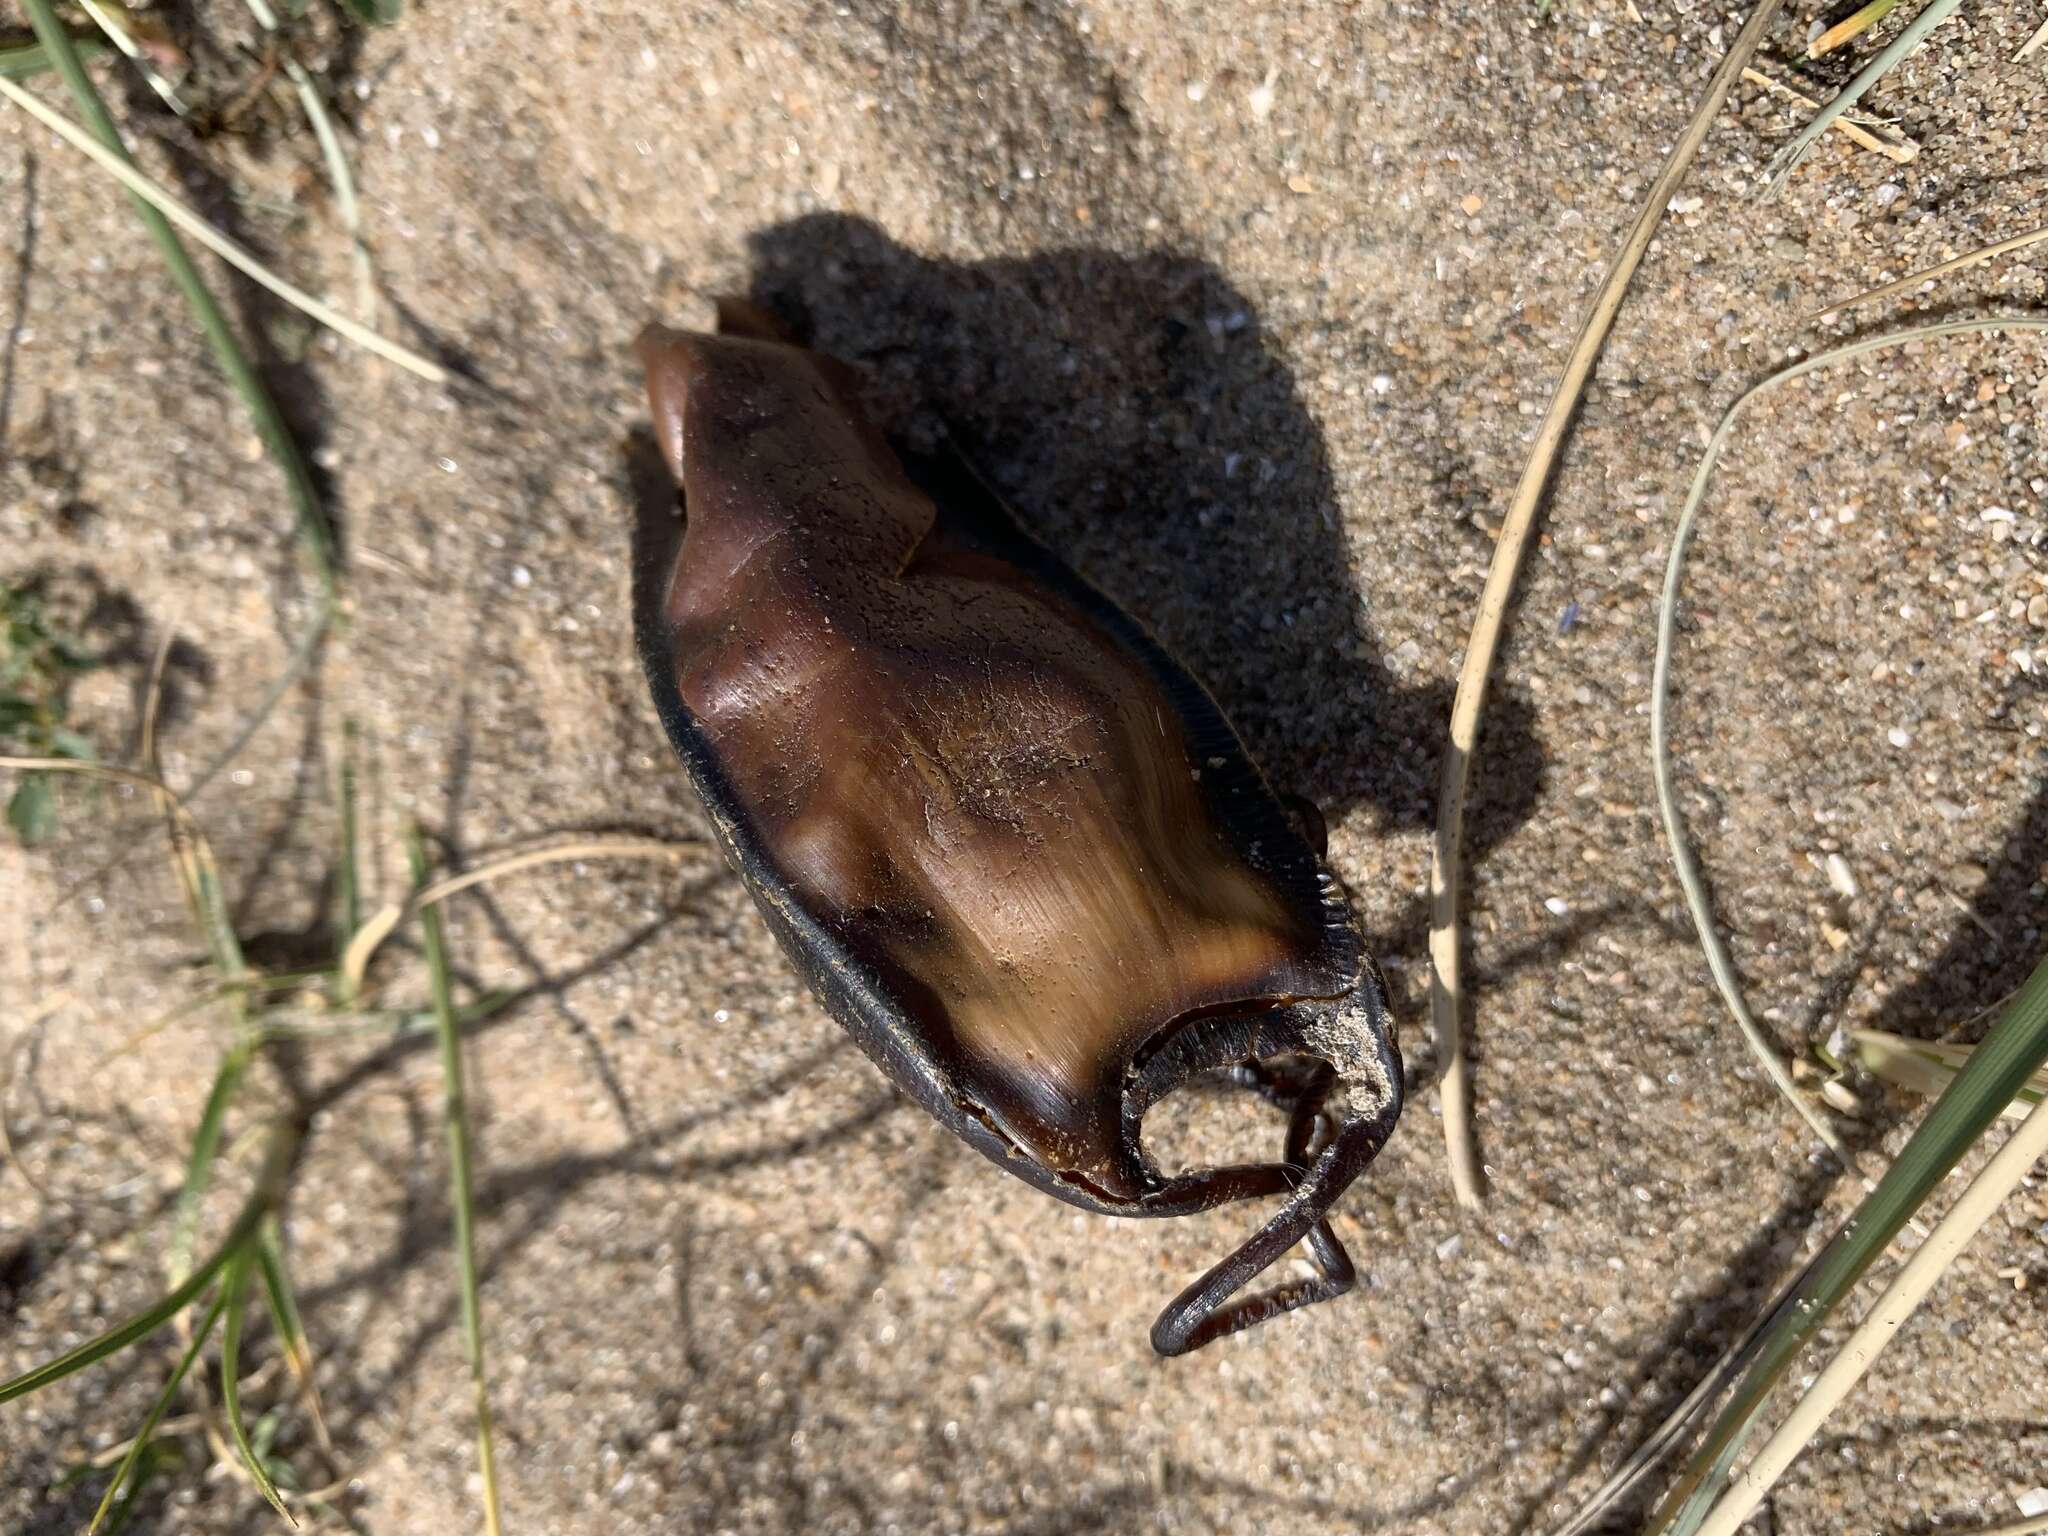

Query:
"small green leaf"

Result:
[[8, 773, 57, 844], [49, 725, 97, 761], [250, 1405, 282, 1462], [335, 0, 402, 26]]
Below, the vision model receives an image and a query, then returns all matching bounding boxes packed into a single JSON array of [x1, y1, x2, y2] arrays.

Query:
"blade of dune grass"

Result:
[[0, 1118, 299, 1405], [0, 1259, 224, 1405], [409, 830, 505, 1536], [1810, 0, 1896, 58], [218, 1245, 292, 1524], [1651, 324, 2048, 1178], [237, 0, 373, 317], [1852, 1027, 2048, 1117], [1692, 1092, 2048, 1536], [1740, 61, 1918, 163], [343, 836, 697, 993], [1817, 222, 2048, 319], [0, 73, 445, 390], [87, 1290, 228, 1535], [11, 0, 338, 593], [74, 0, 185, 114], [169, 1040, 255, 1287], [1768, 0, 1960, 191], [1651, 952, 2048, 1534], [1548, 317, 2048, 1536], [1429, 0, 1787, 1208], [257, 1212, 334, 1458], [1554, 947, 2048, 1536], [0, 33, 109, 78]]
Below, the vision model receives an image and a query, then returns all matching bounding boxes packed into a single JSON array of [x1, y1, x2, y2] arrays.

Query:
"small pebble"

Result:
[[1949, 860, 1989, 892], [1825, 853, 1858, 900], [1247, 68, 1278, 120], [1543, 896, 1570, 917], [1887, 727, 1912, 749]]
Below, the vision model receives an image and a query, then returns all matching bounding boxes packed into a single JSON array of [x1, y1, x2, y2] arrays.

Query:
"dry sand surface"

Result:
[[4, 1, 2048, 1532]]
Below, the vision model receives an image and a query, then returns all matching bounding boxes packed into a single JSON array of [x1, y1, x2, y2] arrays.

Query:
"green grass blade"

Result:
[[16, 0, 336, 597], [336, 0, 404, 24], [100, 1438, 182, 1535], [218, 1245, 293, 1524], [0, 1281, 205, 1404], [257, 1212, 333, 1457], [255, 1218, 308, 1371], [0, 1121, 290, 1406], [169, 1038, 254, 1287], [71, 0, 183, 114], [409, 830, 505, 1536], [87, 1289, 228, 1534], [1651, 951, 2048, 1533], [188, 854, 249, 980], [0, 33, 108, 79], [237, 0, 372, 316]]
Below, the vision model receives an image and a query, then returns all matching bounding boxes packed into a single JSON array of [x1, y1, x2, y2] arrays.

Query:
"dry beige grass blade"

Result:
[[1810, 0, 1896, 59], [1428, 0, 1788, 1210], [1850, 1027, 2047, 1120], [1694, 1094, 2048, 1536], [0, 75, 447, 384], [1, 751, 240, 973], [340, 837, 703, 993], [1816, 221, 2048, 318], [2018, 17, 2048, 61]]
